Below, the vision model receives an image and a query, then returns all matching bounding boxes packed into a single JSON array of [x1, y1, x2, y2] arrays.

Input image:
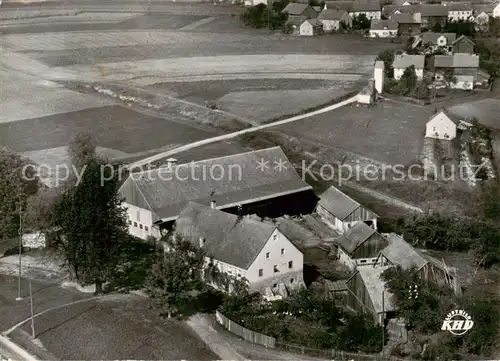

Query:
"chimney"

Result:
[[210, 200, 216, 209]]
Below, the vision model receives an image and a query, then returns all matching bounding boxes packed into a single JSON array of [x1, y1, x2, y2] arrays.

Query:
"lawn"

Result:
[[276, 99, 431, 166]]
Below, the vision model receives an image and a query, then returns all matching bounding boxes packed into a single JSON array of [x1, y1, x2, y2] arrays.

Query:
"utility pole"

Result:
[[28, 267, 35, 339], [16, 192, 23, 301], [381, 288, 385, 350]]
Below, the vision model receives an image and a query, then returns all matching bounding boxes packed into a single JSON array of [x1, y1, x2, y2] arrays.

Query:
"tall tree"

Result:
[[54, 156, 127, 294], [376, 49, 395, 78], [68, 132, 96, 171], [0, 148, 38, 239]]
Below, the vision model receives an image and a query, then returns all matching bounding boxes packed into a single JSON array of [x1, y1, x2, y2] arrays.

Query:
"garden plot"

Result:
[[277, 99, 431, 166]]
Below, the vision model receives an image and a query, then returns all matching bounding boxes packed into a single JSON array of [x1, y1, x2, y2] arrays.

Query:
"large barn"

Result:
[[118, 147, 316, 240]]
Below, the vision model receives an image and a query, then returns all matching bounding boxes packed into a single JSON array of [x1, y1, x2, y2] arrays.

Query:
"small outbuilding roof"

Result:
[[336, 222, 377, 254], [318, 186, 366, 221], [393, 54, 425, 69], [379, 233, 428, 270], [175, 202, 277, 269], [421, 31, 457, 45]]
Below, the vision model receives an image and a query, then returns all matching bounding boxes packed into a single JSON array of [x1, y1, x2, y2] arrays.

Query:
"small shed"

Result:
[[357, 79, 377, 105], [316, 186, 378, 233]]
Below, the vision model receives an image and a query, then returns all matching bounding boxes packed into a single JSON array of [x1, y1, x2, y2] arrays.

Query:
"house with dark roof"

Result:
[[173, 202, 305, 294], [390, 13, 420, 35], [282, 3, 319, 22], [424, 109, 472, 140], [419, 32, 457, 53], [452, 35, 475, 54], [369, 19, 398, 37], [420, 4, 449, 28], [316, 186, 378, 233], [393, 54, 425, 80], [431, 53, 480, 89], [318, 8, 353, 31], [445, 2, 473, 22], [382, 4, 419, 18], [332, 222, 389, 270], [351, 0, 382, 19], [345, 266, 397, 325], [118, 147, 315, 240]]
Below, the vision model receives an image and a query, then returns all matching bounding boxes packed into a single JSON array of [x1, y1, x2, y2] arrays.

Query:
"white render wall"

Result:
[[246, 229, 304, 290], [299, 22, 314, 36], [394, 67, 423, 80], [351, 11, 381, 19], [124, 202, 159, 240], [448, 10, 472, 21], [369, 29, 397, 38], [493, 3, 500, 18], [425, 113, 457, 140], [320, 19, 341, 31]]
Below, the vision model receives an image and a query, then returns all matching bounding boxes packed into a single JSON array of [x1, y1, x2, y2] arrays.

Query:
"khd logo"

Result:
[[441, 309, 474, 335]]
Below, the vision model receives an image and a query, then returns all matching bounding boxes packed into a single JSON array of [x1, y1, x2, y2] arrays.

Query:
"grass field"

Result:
[[276, 99, 431, 166]]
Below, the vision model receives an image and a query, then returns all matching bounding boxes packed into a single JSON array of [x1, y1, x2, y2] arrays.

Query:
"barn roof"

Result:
[[318, 8, 349, 20], [434, 54, 479, 68], [174, 202, 276, 269], [118, 147, 312, 223], [420, 4, 449, 16], [352, 0, 381, 12], [318, 186, 363, 220], [393, 54, 425, 69], [379, 233, 428, 270], [283, 3, 312, 15], [421, 32, 456, 45], [336, 222, 377, 254], [391, 13, 418, 23], [370, 19, 398, 30], [354, 266, 397, 313], [444, 2, 471, 11], [325, 1, 354, 12]]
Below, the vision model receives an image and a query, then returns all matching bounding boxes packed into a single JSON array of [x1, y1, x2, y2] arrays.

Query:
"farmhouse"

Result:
[[316, 185, 378, 233], [431, 54, 480, 89], [282, 3, 318, 22], [299, 18, 324, 35], [425, 109, 467, 140], [369, 19, 398, 37], [473, 11, 489, 31], [345, 266, 397, 325], [173, 202, 304, 294], [118, 147, 315, 240], [393, 54, 425, 80], [494, 2, 500, 18], [445, 2, 472, 22], [420, 4, 449, 28], [391, 13, 420, 35], [375, 233, 460, 289], [420, 32, 456, 52], [317, 9, 352, 31], [351, 0, 382, 19], [452, 35, 475, 54], [332, 222, 389, 270]]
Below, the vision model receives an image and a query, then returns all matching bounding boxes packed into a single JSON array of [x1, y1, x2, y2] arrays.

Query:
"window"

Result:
[[360, 259, 367, 263], [128, 220, 132, 225], [145, 226, 149, 231], [273, 234, 277, 240], [259, 269, 263, 277], [288, 261, 293, 269], [266, 252, 270, 259], [274, 265, 279, 273], [290, 278, 295, 284], [134, 222, 138, 227], [281, 248, 284, 255], [139, 224, 143, 229]]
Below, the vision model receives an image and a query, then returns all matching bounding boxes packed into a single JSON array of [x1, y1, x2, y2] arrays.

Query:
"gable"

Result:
[[428, 112, 456, 128]]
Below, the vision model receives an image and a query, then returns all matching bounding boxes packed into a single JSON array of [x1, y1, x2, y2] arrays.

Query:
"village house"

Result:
[[299, 18, 324, 35], [452, 35, 475, 54], [425, 109, 472, 140], [369, 19, 398, 37], [494, 2, 500, 17], [317, 8, 353, 31], [445, 2, 473, 22], [431, 53, 480, 89], [351, 0, 382, 19], [118, 147, 315, 240], [472, 11, 490, 31], [420, 4, 449, 28], [419, 32, 457, 53], [393, 54, 425, 80], [282, 3, 319, 23], [382, 4, 419, 19], [391, 13, 420, 35], [173, 202, 304, 295], [345, 266, 396, 325], [332, 222, 389, 270], [316, 185, 378, 233]]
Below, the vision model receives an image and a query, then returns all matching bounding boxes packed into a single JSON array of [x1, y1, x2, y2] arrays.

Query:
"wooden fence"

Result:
[[215, 311, 276, 348]]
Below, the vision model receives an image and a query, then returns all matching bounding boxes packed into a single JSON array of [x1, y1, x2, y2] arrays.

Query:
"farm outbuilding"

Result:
[[333, 222, 389, 270], [316, 186, 379, 233]]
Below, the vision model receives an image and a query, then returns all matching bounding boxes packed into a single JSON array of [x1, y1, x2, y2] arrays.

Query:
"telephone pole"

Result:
[[16, 192, 23, 301], [28, 267, 35, 338]]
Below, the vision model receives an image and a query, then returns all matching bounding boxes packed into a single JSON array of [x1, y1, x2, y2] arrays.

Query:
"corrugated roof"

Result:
[[118, 147, 312, 222], [318, 8, 349, 20], [356, 266, 396, 313], [318, 186, 361, 220], [393, 54, 425, 69], [421, 32, 456, 45], [175, 202, 276, 269], [336, 222, 377, 254], [380, 233, 428, 270], [283, 3, 311, 15], [370, 19, 398, 30], [420, 4, 449, 16]]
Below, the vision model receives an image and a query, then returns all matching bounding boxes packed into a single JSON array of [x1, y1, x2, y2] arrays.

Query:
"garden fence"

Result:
[[215, 311, 276, 348]]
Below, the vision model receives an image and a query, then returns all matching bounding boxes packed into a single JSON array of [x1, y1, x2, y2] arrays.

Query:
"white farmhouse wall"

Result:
[[246, 229, 304, 292], [123, 202, 159, 240], [394, 67, 423, 80], [22, 232, 46, 249], [425, 113, 457, 140], [369, 29, 397, 37], [493, 3, 500, 18], [374, 68, 384, 94], [352, 11, 381, 19], [321, 19, 340, 31], [299, 22, 314, 35], [448, 10, 472, 22]]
